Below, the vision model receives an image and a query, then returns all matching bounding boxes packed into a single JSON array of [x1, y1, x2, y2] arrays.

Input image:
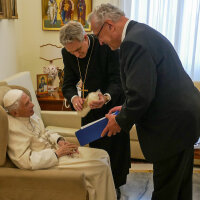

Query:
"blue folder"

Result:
[[75, 111, 119, 146]]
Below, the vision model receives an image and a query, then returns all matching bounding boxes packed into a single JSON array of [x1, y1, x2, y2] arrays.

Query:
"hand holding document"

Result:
[[75, 111, 119, 146]]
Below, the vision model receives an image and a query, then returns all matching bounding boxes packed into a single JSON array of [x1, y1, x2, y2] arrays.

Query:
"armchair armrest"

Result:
[[0, 168, 87, 200], [41, 111, 81, 129]]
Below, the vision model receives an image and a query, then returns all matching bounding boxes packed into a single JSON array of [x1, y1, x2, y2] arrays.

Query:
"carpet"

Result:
[[120, 171, 200, 200]]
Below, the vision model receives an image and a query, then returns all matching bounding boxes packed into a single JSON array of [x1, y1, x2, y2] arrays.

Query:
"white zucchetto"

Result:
[[3, 89, 23, 108]]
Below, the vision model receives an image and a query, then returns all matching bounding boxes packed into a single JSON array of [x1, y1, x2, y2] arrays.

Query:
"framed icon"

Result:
[[42, 0, 92, 31], [37, 74, 49, 95]]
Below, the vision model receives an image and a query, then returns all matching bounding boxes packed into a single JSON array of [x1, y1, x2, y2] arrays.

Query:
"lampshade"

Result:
[[40, 44, 62, 62]]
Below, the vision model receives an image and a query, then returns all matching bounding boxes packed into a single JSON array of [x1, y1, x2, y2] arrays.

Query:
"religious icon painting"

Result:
[[42, 0, 92, 31], [37, 74, 49, 95]]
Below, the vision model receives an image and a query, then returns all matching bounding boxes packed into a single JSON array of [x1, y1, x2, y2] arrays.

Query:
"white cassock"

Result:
[[7, 113, 116, 200]]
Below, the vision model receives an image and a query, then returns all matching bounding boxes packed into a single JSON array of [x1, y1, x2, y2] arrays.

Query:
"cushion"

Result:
[[0, 81, 8, 86], [46, 126, 78, 137]]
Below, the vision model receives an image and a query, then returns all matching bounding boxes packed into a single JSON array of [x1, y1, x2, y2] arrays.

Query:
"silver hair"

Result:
[[59, 21, 86, 46], [5, 93, 23, 113], [88, 3, 125, 27]]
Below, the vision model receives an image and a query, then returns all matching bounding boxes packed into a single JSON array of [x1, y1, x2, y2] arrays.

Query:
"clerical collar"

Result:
[[121, 19, 131, 42]]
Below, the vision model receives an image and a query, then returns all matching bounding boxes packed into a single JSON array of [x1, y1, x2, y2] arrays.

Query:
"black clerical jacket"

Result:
[[116, 21, 200, 162], [62, 35, 125, 125]]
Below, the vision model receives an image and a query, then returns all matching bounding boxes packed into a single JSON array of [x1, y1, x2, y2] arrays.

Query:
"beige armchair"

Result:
[[0, 72, 88, 200]]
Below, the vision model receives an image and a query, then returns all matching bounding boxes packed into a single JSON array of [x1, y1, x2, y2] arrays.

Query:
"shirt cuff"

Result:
[[57, 137, 65, 144], [71, 95, 78, 103], [104, 93, 111, 104]]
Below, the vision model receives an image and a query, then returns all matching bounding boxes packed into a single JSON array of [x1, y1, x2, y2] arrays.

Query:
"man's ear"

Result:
[[84, 34, 88, 41], [10, 110, 18, 117]]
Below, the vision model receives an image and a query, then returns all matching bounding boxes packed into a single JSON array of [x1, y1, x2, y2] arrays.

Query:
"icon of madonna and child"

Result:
[[47, 0, 87, 27]]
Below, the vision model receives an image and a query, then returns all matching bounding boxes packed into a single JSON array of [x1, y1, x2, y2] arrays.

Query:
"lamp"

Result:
[[40, 44, 62, 91]]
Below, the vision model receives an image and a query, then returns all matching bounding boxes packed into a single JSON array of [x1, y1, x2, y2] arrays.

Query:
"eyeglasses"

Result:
[[96, 22, 106, 39]]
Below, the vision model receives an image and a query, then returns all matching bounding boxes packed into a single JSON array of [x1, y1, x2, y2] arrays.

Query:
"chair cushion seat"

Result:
[[46, 126, 78, 137]]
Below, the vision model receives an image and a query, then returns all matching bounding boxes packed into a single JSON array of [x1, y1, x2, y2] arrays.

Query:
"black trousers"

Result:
[[152, 146, 194, 200]]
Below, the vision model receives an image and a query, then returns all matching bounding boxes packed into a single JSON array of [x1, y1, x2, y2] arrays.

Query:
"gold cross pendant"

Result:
[[81, 84, 88, 98]]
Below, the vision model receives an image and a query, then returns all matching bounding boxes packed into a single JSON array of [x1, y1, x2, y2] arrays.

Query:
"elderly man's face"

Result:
[[16, 93, 34, 117], [65, 35, 89, 58], [91, 19, 120, 50]]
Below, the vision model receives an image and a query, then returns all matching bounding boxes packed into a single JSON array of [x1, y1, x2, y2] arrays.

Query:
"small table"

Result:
[[37, 90, 71, 111]]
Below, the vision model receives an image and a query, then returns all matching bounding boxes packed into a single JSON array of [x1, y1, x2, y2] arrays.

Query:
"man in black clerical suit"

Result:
[[59, 21, 130, 199], [89, 3, 200, 200]]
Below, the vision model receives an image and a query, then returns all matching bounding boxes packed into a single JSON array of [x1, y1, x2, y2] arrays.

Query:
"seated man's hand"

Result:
[[58, 140, 71, 147], [72, 96, 84, 111], [55, 143, 79, 158]]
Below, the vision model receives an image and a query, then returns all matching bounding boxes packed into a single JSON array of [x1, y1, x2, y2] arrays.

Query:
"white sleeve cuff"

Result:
[[104, 93, 111, 104], [30, 149, 58, 170], [71, 95, 78, 103]]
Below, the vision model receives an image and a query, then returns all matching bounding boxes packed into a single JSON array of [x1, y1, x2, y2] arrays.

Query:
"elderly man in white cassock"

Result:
[[3, 89, 116, 200]]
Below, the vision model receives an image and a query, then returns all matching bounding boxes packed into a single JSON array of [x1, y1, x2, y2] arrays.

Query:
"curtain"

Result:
[[121, 0, 200, 81]]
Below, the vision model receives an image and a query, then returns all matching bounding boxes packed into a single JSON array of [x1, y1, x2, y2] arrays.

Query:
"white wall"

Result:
[[0, 0, 119, 87], [0, 20, 18, 80]]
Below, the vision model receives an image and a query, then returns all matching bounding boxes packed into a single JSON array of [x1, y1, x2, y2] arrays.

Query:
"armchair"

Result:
[[0, 72, 88, 200]]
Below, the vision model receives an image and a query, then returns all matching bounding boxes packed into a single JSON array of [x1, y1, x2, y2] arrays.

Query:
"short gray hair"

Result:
[[59, 21, 86, 46], [88, 3, 125, 27]]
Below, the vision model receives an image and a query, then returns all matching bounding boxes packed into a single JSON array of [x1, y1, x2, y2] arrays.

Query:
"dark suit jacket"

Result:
[[116, 20, 200, 162]]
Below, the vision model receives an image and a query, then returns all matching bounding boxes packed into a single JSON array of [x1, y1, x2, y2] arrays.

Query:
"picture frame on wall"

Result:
[[0, 0, 18, 19], [42, 0, 92, 31], [9, 0, 18, 18], [37, 74, 49, 95]]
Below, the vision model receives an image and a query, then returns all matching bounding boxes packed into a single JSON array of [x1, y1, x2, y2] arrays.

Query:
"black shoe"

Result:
[[116, 187, 121, 200]]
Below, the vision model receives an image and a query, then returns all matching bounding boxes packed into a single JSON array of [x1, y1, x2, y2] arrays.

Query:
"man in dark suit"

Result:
[[89, 3, 200, 200]]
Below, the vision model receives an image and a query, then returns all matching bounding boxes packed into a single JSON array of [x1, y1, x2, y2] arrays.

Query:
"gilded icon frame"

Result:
[[42, 0, 92, 31], [37, 74, 49, 95]]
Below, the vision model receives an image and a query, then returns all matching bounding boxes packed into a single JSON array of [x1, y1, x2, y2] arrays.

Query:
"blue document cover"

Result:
[[75, 111, 119, 146]]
